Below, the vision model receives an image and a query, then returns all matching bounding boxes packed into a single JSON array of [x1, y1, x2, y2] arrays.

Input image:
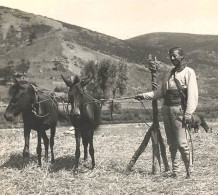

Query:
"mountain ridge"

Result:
[[1, 6, 218, 108]]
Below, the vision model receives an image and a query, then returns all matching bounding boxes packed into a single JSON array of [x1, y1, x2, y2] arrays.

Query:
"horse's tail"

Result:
[[198, 114, 210, 133]]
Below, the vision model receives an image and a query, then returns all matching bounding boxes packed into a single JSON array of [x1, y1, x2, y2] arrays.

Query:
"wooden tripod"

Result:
[[126, 55, 170, 174]]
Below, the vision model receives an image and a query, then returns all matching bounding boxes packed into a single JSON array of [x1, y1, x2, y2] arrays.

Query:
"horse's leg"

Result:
[[23, 126, 31, 167], [50, 126, 56, 163], [195, 126, 199, 133], [74, 128, 81, 173], [36, 130, 42, 166], [42, 131, 49, 163], [82, 134, 88, 161], [89, 130, 95, 170], [201, 123, 209, 133]]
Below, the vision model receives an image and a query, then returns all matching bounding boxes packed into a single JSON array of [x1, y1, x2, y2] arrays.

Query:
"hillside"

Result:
[[1, 6, 218, 109], [126, 32, 218, 65], [0, 6, 152, 95], [126, 32, 218, 107]]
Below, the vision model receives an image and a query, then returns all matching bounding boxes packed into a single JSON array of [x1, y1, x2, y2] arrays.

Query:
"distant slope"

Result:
[[0, 6, 152, 98], [126, 32, 218, 65], [126, 32, 218, 49], [125, 32, 218, 107], [0, 7, 132, 87], [1, 6, 218, 108]]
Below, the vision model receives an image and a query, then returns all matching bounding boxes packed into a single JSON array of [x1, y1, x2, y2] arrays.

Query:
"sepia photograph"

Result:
[[0, 0, 217, 194]]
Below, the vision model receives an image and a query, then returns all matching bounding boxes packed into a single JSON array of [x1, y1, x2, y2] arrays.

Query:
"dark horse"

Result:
[[189, 114, 212, 133], [61, 75, 101, 173], [4, 79, 58, 166]]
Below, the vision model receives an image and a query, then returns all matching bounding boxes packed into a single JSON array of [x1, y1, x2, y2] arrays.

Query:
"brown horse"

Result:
[[61, 75, 101, 173], [189, 114, 212, 133], [4, 79, 58, 166]]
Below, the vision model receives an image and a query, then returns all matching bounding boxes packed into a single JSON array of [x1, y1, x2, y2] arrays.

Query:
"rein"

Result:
[[31, 84, 57, 118], [83, 91, 136, 105], [185, 125, 194, 169], [31, 85, 58, 108], [82, 91, 152, 127], [139, 100, 153, 127]]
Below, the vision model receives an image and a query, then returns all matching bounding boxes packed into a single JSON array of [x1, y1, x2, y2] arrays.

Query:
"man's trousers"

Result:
[[161, 105, 191, 174]]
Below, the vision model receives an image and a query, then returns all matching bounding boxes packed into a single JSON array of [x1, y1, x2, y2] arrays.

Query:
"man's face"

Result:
[[170, 50, 183, 67]]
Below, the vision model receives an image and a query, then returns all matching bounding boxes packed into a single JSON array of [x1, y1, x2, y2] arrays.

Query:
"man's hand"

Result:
[[134, 94, 144, 101], [184, 114, 192, 125]]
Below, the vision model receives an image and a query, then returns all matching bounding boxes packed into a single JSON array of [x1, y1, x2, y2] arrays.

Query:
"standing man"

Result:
[[135, 47, 198, 179]]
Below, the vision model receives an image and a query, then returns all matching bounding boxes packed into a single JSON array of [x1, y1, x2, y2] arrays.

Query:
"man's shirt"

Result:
[[142, 67, 198, 115]]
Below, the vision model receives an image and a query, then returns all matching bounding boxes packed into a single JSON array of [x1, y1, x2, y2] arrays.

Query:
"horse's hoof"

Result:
[[169, 173, 178, 179], [164, 167, 171, 172], [185, 174, 191, 179], [162, 169, 171, 177], [51, 159, 55, 164], [23, 162, 27, 168], [83, 163, 89, 169], [73, 168, 79, 175], [189, 166, 194, 173], [186, 176, 191, 179], [23, 158, 29, 167]]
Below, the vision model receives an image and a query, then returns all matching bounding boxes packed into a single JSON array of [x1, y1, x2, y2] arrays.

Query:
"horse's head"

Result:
[[62, 75, 87, 125], [204, 125, 213, 133], [4, 79, 35, 122]]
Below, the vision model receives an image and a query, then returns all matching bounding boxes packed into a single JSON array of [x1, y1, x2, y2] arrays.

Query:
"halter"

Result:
[[30, 84, 57, 118]]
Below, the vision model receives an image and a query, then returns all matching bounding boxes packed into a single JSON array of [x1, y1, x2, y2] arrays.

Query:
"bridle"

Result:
[[80, 90, 153, 127], [30, 84, 57, 118]]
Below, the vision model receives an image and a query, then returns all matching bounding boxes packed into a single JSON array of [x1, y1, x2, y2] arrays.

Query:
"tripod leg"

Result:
[[126, 126, 152, 171], [158, 130, 170, 172], [151, 126, 161, 174]]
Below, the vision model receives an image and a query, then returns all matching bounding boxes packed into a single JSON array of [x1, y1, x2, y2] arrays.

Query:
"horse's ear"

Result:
[[61, 75, 73, 87], [80, 79, 89, 87], [73, 76, 80, 84], [80, 76, 93, 87], [14, 78, 21, 86]]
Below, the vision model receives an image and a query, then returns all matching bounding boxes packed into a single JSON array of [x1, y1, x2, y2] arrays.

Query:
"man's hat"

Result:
[[169, 47, 184, 57]]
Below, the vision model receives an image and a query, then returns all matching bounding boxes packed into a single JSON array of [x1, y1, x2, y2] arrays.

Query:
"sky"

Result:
[[0, 0, 218, 39]]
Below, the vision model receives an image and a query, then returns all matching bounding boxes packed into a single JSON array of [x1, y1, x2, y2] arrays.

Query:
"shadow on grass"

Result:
[[0, 153, 37, 169], [0, 153, 77, 172], [49, 155, 75, 172]]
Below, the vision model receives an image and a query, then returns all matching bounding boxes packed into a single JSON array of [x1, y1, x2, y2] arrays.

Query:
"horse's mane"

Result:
[[8, 80, 37, 97]]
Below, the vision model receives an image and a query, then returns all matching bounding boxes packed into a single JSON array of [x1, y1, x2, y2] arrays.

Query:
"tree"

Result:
[[80, 60, 103, 98], [81, 59, 128, 120], [53, 58, 66, 72], [0, 65, 15, 83], [107, 60, 128, 120], [16, 58, 30, 76], [29, 31, 37, 45], [7, 60, 14, 66], [6, 25, 18, 46]]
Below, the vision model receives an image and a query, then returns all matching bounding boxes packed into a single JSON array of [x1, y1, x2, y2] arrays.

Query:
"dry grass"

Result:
[[0, 123, 218, 195]]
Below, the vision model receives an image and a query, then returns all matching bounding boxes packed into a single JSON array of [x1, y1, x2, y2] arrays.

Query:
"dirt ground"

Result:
[[0, 122, 218, 195]]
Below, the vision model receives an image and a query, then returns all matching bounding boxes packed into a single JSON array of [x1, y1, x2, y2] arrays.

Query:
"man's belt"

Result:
[[164, 89, 181, 106]]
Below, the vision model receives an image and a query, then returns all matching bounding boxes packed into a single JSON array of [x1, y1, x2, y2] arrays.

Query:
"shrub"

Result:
[[54, 86, 67, 93]]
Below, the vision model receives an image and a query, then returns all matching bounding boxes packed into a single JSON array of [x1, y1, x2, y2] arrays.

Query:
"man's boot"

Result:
[[180, 149, 191, 179], [170, 146, 180, 178]]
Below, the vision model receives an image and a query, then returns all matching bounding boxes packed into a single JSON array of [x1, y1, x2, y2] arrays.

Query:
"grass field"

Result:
[[0, 123, 218, 195]]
